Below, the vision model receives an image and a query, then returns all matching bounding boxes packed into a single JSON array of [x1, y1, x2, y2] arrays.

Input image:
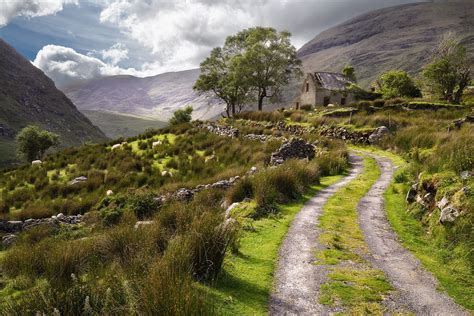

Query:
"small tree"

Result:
[[169, 106, 193, 125], [422, 33, 471, 104], [377, 70, 421, 99], [16, 126, 60, 162], [342, 65, 357, 82]]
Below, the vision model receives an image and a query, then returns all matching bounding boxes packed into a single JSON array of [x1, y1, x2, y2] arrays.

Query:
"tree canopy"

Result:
[[16, 126, 60, 162], [342, 65, 357, 82], [194, 27, 302, 116], [422, 33, 471, 104], [169, 106, 193, 125], [376, 70, 421, 99]]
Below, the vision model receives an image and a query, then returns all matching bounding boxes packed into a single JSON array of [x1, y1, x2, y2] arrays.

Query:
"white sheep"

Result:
[[111, 144, 122, 150], [106, 190, 114, 196], [152, 140, 162, 148], [31, 160, 42, 166]]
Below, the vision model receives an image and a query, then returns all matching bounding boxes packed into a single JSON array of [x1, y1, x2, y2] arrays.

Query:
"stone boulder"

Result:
[[439, 206, 460, 224], [369, 126, 389, 143], [406, 184, 417, 204], [69, 176, 88, 185], [270, 138, 315, 165], [2, 234, 17, 247]]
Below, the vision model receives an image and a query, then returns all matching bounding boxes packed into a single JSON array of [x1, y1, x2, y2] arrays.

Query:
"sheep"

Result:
[[152, 140, 162, 148], [31, 160, 42, 166], [111, 144, 122, 150], [106, 190, 114, 196]]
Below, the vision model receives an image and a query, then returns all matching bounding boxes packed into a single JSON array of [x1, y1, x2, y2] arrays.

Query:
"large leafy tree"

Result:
[[169, 106, 193, 125], [194, 47, 251, 117], [194, 27, 301, 115], [422, 33, 471, 104], [376, 70, 421, 99], [16, 125, 60, 162]]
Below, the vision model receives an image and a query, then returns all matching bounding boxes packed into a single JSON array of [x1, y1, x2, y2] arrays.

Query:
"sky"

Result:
[[0, 0, 422, 87]]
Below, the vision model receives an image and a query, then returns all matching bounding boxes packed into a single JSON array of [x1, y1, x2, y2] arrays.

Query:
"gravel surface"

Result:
[[269, 155, 364, 315], [358, 154, 469, 316]]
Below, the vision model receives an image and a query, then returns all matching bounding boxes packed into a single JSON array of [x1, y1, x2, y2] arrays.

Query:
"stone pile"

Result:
[[204, 123, 239, 138], [1, 213, 84, 246], [270, 138, 315, 165], [244, 134, 287, 143], [406, 182, 465, 224], [368, 126, 389, 144], [153, 175, 243, 205], [318, 126, 373, 144]]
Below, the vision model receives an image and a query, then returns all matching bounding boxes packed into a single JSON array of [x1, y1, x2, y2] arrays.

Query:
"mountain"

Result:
[[0, 38, 107, 166], [81, 110, 167, 139], [61, 1, 473, 118], [298, 1, 474, 87], [62, 69, 224, 121]]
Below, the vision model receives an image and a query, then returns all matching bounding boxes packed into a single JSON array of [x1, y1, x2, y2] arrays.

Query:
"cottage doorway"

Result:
[[323, 97, 330, 106]]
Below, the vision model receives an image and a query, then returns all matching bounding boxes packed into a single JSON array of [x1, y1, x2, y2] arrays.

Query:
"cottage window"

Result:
[[306, 83, 309, 92], [341, 97, 346, 105]]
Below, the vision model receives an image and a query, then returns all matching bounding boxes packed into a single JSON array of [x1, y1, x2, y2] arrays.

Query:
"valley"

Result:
[[0, 1, 472, 314]]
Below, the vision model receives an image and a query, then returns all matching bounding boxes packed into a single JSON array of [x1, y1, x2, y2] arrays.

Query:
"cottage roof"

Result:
[[311, 72, 355, 91]]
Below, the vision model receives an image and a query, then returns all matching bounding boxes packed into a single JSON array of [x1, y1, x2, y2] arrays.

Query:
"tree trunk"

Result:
[[232, 104, 236, 116], [258, 95, 264, 111]]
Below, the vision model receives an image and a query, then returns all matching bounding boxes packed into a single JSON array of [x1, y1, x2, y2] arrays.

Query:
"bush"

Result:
[[226, 177, 254, 203], [300, 104, 313, 111], [128, 192, 160, 219]]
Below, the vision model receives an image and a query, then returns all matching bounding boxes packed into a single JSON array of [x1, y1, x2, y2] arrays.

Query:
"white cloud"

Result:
[[32, 44, 161, 87], [101, 43, 129, 65], [0, 0, 78, 26]]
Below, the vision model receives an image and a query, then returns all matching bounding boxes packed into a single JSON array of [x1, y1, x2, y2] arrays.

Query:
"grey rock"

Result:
[[225, 202, 240, 218], [2, 234, 17, 247], [369, 126, 389, 143], [69, 176, 88, 185], [460, 170, 473, 180], [439, 206, 460, 223], [134, 221, 154, 229], [406, 184, 417, 204], [437, 196, 449, 210], [270, 138, 315, 165]]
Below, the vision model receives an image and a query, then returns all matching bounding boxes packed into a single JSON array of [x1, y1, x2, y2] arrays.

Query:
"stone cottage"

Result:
[[293, 72, 357, 108]]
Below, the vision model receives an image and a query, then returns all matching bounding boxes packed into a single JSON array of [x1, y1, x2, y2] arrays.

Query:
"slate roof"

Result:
[[312, 72, 355, 91]]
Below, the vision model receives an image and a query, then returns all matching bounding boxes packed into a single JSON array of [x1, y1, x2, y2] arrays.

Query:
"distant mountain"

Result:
[[0, 38, 107, 167], [62, 69, 224, 121], [298, 1, 474, 87], [61, 1, 473, 118], [81, 110, 167, 139]]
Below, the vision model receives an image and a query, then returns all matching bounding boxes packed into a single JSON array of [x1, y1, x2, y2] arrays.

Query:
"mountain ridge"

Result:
[[0, 38, 107, 166]]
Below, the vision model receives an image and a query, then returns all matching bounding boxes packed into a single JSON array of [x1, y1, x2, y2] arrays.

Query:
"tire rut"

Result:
[[357, 153, 469, 316], [269, 154, 364, 315]]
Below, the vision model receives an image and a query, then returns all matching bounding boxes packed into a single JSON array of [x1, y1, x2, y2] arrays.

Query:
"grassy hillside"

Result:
[[298, 2, 474, 87], [81, 110, 167, 139]]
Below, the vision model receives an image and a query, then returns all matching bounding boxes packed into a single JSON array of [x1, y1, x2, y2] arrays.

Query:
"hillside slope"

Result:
[[0, 38, 107, 166], [63, 69, 224, 121], [298, 1, 474, 87]]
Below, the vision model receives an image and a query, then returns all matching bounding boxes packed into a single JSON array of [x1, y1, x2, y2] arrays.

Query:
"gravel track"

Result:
[[269, 154, 364, 315], [358, 154, 468, 316]]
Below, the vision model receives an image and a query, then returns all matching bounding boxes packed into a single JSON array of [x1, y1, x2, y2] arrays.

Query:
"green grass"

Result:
[[82, 110, 167, 139], [384, 178, 474, 310], [354, 147, 474, 311], [204, 175, 344, 315], [316, 157, 393, 314]]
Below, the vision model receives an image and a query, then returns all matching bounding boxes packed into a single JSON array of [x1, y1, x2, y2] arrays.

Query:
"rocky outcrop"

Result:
[[69, 176, 88, 185], [0, 213, 82, 234], [439, 206, 460, 224], [270, 138, 315, 165], [369, 126, 389, 143], [452, 115, 474, 129], [203, 123, 239, 138], [318, 126, 373, 144]]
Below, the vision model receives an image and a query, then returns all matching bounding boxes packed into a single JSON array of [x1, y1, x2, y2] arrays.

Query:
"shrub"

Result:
[[128, 192, 160, 219], [226, 177, 254, 203], [300, 104, 313, 111]]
